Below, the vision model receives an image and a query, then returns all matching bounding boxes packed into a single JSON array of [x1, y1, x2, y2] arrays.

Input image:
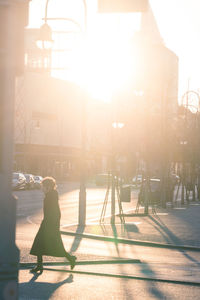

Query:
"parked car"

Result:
[[132, 174, 143, 186], [138, 178, 161, 206], [24, 174, 35, 189], [95, 173, 123, 186], [12, 172, 26, 190], [95, 174, 112, 186], [170, 173, 180, 185], [34, 175, 43, 189]]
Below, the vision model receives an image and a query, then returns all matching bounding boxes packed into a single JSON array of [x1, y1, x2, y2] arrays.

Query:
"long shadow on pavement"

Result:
[[19, 273, 73, 299], [111, 224, 121, 256], [69, 225, 85, 253], [139, 262, 171, 299], [109, 223, 167, 299], [146, 215, 200, 267]]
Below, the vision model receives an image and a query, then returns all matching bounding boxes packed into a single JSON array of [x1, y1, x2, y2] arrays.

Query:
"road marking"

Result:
[[173, 207, 186, 210]]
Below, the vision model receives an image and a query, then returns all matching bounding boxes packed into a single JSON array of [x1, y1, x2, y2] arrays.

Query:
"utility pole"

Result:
[[111, 125, 116, 224], [98, 0, 149, 219], [78, 0, 87, 225], [160, 84, 168, 208], [0, 1, 29, 298], [79, 96, 87, 225]]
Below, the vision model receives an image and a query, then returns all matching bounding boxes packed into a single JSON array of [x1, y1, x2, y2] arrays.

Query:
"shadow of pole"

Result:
[[69, 225, 85, 253]]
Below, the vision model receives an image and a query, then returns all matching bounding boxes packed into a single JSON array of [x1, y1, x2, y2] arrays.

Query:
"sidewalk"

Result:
[[61, 200, 200, 249], [19, 200, 200, 299]]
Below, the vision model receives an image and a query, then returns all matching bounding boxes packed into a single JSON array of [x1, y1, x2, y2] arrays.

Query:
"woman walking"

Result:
[[30, 176, 76, 273]]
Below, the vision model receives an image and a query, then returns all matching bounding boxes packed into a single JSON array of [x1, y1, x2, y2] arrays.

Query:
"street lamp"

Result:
[[180, 90, 200, 204], [36, 23, 53, 49], [37, 0, 88, 225], [181, 90, 200, 114], [133, 89, 150, 214]]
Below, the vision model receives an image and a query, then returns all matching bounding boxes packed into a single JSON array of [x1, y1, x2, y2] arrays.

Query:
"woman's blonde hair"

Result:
[[41, 176, 56, 190]]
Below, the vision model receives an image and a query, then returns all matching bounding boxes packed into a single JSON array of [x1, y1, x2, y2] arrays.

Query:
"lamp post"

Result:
[[111, 122, 124, 224], [134, 89, 150, 214], [181, 90, 200, 204], [38, 0, 88, 225]]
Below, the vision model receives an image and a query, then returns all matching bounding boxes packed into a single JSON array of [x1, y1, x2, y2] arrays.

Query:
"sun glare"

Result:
[[52, 32, 139, 103], [29, 1, 141, 102], [81, 14, 141, 102], [74, 34, 138, 102], [54, 13, 141, 102]]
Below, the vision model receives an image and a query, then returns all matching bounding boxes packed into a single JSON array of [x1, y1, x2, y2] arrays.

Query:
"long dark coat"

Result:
[[30, 189, 66, 257]]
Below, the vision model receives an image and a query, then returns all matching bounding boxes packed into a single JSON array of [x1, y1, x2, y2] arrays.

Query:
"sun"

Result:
[[29, 0, 141, 102], [68, 13, 141, 102], [52, 31, 139, 103], [72, 34, 137, 102]]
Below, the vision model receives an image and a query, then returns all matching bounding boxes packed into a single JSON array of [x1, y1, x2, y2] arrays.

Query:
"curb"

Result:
[[19, 259, 141, 269], [60, 230, 200, 252], [19, 262, 200, 286], [36, 267, 200, 287]]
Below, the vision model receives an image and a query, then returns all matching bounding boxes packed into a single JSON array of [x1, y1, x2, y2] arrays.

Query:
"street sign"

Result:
[[98, 0, 148, 13]]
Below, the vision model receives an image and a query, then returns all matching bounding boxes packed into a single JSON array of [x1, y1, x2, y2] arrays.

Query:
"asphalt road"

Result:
[[15, 182, 138, 226], [16, 183, 200, 299], [19, 268, 200, 300], [15, 182, 139, 261]]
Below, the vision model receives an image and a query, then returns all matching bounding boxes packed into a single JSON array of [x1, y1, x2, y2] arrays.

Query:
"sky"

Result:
[[28, 0, 200, 102], [149, 0, 200, 99]]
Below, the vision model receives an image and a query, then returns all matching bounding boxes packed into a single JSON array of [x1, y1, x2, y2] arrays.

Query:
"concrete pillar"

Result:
[[0, 1, 29, 298]]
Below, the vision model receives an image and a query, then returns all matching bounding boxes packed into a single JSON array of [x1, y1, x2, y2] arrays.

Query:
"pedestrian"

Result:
[[30, 176, 76, 273]]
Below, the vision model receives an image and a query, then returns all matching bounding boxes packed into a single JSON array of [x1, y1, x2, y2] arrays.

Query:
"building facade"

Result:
[[14, 3, 179, 182], [14, 28, 111, 179]]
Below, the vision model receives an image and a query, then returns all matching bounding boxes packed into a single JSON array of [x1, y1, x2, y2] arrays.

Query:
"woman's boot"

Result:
[[30, 255, 43, 273]]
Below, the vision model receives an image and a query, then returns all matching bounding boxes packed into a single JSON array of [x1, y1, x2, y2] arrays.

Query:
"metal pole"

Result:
[[144, 171, 149, 215], [111, 172, 116, 224], [43, 0, 89, 225], [111, 126, 115, 224], [79, 96, 87, 225], [42, 0, 88, 225], [78, 0, 87, 225], [144, 94, 149, 215], [110, 115, 116, 224], [181, 166, 185, 205], [160, 84, 168, 208]]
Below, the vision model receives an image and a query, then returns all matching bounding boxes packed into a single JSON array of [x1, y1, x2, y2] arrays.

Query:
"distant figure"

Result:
[[30, 176, 76, 273]]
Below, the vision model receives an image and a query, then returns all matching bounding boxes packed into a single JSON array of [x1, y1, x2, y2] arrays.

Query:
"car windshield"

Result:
[[24, 175, 29, 179]]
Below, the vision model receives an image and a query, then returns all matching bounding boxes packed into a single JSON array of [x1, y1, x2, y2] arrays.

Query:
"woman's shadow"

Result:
[[19, 272, 73, 299]]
